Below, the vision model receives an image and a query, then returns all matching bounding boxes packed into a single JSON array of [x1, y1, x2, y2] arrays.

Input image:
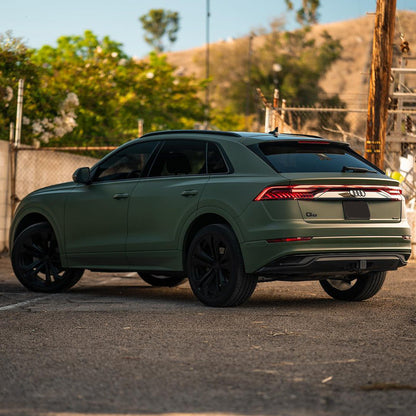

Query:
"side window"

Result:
[[207, 142, 229, 174], [149, 140, 206, 177], [94, 141, 158, 182]]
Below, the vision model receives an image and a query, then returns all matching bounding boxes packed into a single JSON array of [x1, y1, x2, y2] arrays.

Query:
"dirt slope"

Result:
[[166, 11, 416, 109]]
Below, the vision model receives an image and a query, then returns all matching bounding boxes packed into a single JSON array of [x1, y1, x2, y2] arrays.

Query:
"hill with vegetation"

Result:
[[166, 11, 416, 111]]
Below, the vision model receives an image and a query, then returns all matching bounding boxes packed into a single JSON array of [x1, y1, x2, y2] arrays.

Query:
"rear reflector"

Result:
[[254, 185, 402, 201], [267, 236, 313, 243]]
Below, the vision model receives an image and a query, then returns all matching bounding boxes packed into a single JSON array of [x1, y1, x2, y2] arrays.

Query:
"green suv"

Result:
[[10, 130, 411, 306]]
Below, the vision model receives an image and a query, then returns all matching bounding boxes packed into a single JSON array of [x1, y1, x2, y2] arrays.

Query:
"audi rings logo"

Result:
[[349, 189, 366, 198]]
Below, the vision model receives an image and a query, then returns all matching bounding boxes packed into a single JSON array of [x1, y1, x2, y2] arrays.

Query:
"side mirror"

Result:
[[73, 167, 91, 184]]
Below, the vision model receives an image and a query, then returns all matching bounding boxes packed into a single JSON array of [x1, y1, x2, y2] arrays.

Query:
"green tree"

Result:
[[32, 31, 204, 146], [139, 9, 180, 53], [1, 30, 205, 146], [285, 0, 320, 26], [252, 27, 343, 107], [0, 31, 58, 143]]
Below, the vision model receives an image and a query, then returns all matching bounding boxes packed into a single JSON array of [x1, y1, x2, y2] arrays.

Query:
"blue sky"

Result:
[[1, 0, 416, 58]]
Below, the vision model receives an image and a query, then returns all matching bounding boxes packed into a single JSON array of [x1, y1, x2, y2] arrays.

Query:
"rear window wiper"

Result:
[[342, 166, 376, 173]]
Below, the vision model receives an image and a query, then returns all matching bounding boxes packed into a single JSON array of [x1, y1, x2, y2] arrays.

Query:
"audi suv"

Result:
[[10, 130, 411, 306]]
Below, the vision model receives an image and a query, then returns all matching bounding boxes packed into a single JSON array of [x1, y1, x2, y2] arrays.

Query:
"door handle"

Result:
[[181, 190, 198, 197], [113, 193, 129, 200]]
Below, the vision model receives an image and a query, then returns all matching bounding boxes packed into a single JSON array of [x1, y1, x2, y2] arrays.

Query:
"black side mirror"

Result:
[[73, 167, 91, 184]]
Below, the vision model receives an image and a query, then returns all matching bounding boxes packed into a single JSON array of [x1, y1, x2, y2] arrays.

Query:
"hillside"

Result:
[[166, 11, 416, 109]]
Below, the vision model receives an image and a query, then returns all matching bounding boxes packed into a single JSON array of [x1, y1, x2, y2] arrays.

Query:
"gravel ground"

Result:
[[0, 254, 415, 416]]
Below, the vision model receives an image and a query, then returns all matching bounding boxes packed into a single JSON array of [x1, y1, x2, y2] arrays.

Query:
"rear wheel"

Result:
[[187, 224, 257, 307], [319, 271, 386, 301], [11, 222, 84, 293], [138, 273, 186, 287]]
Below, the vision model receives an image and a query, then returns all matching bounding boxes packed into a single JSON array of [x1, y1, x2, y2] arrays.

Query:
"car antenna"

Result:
[[268, 127, 279, 137]]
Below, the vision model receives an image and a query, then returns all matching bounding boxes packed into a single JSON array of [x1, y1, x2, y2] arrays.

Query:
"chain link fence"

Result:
[[9, 107, 416, 203], [12, 146, 116, 208], [2, 109, 415, 254]]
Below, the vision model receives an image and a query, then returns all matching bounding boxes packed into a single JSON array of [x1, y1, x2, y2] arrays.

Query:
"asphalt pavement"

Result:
[[0, 254, 415, 416]]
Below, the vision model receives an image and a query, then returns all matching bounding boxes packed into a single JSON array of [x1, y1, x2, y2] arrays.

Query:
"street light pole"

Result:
[[245, 33, 254, 126], [205, 0, 210, 128]]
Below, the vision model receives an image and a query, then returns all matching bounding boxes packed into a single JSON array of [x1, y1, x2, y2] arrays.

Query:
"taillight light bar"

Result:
[[254, 185, 402, 201]]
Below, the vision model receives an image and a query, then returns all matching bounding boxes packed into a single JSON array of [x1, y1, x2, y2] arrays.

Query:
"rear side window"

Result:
[[149, 140, 206, 177], [256, 142, 381, 174], [207, 142, 229, 174]]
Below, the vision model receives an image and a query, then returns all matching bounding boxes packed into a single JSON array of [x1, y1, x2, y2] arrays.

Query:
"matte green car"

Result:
[[10, 130, 411, 306]]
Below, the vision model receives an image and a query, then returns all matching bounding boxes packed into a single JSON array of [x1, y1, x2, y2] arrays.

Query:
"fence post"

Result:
[[10, 79, 24, 219], [138, 119, 144, 137], [14, 79, 24, 148], [8, 123, 17, 240], [264, 107, 271, 133], [280, 99, 286, 132]]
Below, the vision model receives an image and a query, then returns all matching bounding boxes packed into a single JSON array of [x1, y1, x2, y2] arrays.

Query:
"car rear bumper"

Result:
[[255, 251, 409, 281]]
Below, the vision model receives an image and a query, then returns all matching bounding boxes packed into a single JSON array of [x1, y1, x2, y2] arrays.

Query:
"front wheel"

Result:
[[11, 222, 84, 293], [319, 271, 387, 301], [187, 224, 257, 307]]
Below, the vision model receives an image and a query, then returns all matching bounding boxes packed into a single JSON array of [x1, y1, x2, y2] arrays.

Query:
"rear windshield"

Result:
[[255, 142, 381, 174]]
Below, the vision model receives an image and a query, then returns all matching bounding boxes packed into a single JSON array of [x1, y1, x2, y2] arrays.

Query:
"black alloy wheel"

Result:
[[187, 224, 257, 307], [11, 222, 84, 292], [319, 271, 387, 301], [138, 272, 186, 287]]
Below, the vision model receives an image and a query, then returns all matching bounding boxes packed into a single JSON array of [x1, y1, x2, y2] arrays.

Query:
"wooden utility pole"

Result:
[[365, 0, 396, 169]]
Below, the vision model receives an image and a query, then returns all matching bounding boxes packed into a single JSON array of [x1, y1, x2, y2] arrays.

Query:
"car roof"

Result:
[[140, 130, 345, 147]]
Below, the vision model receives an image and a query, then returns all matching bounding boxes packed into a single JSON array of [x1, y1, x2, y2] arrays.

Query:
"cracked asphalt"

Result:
[[0, 254, 415, 416]]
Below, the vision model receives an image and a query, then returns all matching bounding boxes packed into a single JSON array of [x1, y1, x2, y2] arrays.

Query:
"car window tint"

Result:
[[94, 141, 158, 182], [149, 140, 206, 177], [207, 142, 228, 174], [258, 143, 381, 173]]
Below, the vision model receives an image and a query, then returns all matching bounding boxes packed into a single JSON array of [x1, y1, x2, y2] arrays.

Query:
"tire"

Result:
[[319, 271, 387, 301], [138, 273, 186, 287], [11, 222, 84, 293], [187, 224, 257, 307]]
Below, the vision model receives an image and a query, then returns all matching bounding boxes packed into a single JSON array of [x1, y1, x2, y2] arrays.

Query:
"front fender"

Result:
[[10, 196, 68, 265]]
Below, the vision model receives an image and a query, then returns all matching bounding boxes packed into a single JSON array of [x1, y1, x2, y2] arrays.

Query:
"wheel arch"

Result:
[[11, 213, 50, 244], [182, 213, 240, 271], [10, 212, 65, 262]]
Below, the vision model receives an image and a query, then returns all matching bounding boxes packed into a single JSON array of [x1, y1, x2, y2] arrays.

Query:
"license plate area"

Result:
[[342, 200, 370, 220]]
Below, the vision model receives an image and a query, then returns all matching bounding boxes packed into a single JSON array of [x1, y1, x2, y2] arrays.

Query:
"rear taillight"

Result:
[[381, 187, 402, 200], [254, 185, 403, 201], [254, 186, 320, 201]]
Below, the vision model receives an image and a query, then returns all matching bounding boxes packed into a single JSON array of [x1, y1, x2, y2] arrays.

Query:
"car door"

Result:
[[126, 139, 209, 269], [65, 140, 158, 267]]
